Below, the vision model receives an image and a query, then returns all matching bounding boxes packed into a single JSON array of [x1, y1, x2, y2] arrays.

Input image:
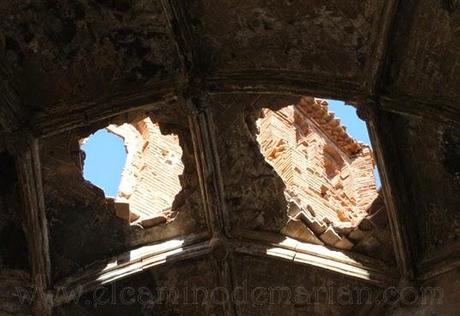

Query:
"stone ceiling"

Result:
[[0, 0, 458, 132], [0, 1, 459, 315]]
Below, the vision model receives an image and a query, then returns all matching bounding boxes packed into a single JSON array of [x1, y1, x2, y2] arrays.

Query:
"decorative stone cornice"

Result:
[[297, 96, 363, 156]]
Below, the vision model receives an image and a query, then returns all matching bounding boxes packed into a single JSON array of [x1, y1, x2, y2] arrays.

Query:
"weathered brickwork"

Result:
[[258, 97, 392, 259], [102, 98, 391, 260], [258, 97, 377, 225], [108, 117, 184, 222], [2, 1, 458, 314]]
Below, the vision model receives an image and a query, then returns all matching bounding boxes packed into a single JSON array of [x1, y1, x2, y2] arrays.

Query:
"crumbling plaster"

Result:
[[0, 0, 459, 315], [40, 111, 204, 281]]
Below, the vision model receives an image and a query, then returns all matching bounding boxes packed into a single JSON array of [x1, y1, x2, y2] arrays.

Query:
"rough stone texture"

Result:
[[350, 193, 395, 262], [291, 189, 394, 264], [0, 0, 459, 315], [233, 254, 386, 316], [385, 0, 460, 102], [0, 0, 180, 113], [390, 267, 460, 316], [0, 271, 33, 316], [208, 93, 395, 262], [382, 112, 460, 261], [281, 218, 323, 245], [255, 97, 394, 262], [187, 0, 385, 84], [211, 95, 289, 232], [54, 255, 392, 316], [41, 114, 204, 280], [55, 258, 224, 316]]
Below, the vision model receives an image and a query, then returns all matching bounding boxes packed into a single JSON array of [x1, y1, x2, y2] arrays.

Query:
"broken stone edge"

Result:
[[52, 228, 399, 306]]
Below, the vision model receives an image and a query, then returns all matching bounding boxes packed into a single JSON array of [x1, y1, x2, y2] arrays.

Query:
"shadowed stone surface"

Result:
[[0, 0, 459, 315], [40, 112, 204, 281], [187, 0, 385, 82], [0, 0, 180, 113]]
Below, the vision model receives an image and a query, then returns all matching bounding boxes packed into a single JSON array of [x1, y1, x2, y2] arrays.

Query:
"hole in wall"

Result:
[[255, 97, 393, 262], [81, 116, 184, 228], [256, 98, 379, 226], [81, 129, 127, 197]]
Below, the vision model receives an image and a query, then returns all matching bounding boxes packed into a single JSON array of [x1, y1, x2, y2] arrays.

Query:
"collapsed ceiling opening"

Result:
[[0, 0, 459, 315]]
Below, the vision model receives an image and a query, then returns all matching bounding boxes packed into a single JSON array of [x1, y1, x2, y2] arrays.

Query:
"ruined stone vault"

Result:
[[107, 117, 185, 224], [0, 0, 459, 315]]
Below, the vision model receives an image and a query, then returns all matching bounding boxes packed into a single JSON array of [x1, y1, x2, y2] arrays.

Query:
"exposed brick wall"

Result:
[[350, 147, 378, 211], [104, 101, 388, 260], [257, 98, 378, 226], [108, 117, 184, 220], [256, 99, 394, 261]]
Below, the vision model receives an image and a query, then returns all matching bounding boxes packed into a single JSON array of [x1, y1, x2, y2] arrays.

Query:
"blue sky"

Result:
[[82, 130, 126, 197], [326, 100, 371, 146], [326, 100, 381, 187], [82, 100, 380, 196]]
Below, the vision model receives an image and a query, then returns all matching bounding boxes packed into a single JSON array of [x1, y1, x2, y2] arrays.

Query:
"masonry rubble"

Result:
[[94, 97, 391, 258]]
